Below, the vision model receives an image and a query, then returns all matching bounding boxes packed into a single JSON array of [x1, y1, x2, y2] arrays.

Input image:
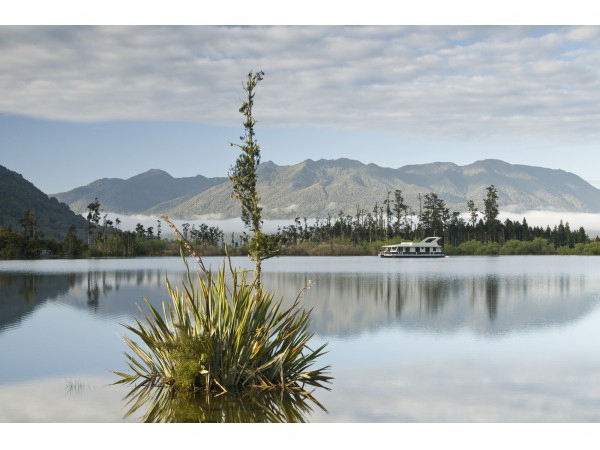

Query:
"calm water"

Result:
[[1, 255, 600, 422]]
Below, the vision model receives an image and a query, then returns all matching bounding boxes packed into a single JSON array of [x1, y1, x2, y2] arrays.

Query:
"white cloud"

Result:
[[1, 26, 600, 143], [499, 210, 600, 236], [101, 213, 296, 234], [104, 210, 600, 237]]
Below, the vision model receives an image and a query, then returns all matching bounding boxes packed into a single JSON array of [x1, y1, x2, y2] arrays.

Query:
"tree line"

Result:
[[0, 208, 86, 259], [2, 186, 598, 259], [271, 185, 591, 251], [84, 198, 226, 257]]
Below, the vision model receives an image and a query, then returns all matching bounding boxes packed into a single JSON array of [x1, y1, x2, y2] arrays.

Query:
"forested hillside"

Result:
[[0, 165, 88, 239]]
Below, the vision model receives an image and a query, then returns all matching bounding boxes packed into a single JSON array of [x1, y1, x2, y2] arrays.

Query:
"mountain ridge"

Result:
[[53, 169, 227, 215], [52, 158, 600, 220]]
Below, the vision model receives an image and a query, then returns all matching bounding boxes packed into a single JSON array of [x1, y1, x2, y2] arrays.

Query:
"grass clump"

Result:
[[113, 245, 331, 394]]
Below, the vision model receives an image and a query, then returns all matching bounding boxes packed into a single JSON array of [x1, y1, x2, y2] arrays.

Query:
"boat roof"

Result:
[[381, 237, 442, 248]]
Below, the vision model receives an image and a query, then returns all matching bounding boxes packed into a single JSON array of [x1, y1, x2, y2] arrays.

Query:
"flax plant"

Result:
[[114, 71, 330, 401], [113, 219, 331, 394]]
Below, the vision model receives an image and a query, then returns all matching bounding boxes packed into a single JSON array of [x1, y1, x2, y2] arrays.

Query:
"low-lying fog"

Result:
[[97, 211, 600, 239]]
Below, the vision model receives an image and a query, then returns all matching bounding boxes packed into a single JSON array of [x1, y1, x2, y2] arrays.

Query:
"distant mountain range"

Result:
[[52, 158, 600, 220], [53, 169, 227, 216], [0, 165, 88, 239]]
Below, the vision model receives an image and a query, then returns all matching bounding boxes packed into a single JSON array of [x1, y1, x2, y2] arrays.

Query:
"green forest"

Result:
[[271, 186, 598, 256], [2, 185, 600, 259]]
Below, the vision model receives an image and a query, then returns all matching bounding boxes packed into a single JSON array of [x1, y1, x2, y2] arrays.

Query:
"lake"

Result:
[[1, 255, 600, 422]]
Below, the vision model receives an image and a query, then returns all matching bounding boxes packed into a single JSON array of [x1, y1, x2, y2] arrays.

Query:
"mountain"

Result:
[[158, 159, 600, 219], [54, 159, 600, 220], [53, 169, 227, 215], [0, 165, 88, 239]]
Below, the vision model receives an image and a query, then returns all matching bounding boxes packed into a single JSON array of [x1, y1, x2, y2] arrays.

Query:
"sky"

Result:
[[2, 5, 600, 197]]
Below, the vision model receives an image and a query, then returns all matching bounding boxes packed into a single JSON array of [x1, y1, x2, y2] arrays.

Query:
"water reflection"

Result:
[[1, 260, 599, 337], [263, 271, 598, 336], [2, 257, 600, 422], [121, 384, 327, 423], [0, 270, 178, 332], [485, 275, 498, 321], [0, 273, 75, 332]]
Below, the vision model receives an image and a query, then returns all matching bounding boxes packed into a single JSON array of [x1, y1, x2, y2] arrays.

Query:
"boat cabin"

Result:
[[379, 237, 445, 258]]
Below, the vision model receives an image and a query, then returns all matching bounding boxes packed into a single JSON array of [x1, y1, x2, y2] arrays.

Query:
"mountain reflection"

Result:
[[0, 273, 75, 332], [121, 384, 327, 423], [0, 270, 173, 332], [1, 266, 598, 337], [261, 271, 597, 336]]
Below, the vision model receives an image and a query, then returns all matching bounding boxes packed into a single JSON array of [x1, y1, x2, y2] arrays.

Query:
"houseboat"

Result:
[[379, 237, 445, 258]]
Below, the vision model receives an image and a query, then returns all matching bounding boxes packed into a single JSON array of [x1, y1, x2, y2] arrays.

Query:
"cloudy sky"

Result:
[[1, 19, 600, 193]]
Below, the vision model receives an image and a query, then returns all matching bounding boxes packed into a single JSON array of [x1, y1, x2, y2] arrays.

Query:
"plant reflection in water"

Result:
[[121, 382, 328, 423]]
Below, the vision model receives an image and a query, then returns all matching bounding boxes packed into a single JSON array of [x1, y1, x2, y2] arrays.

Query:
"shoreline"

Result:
[[3, 237, 600, 261]]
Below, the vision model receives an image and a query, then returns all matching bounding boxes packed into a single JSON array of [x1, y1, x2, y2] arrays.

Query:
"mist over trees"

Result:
[[271, 186, 591, 253], [2, 184, 598, 259]]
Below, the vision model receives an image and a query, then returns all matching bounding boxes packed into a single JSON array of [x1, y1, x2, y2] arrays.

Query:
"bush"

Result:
[[448, 238, 558, 256], [558, 241, 600, 255], [500, 238, 555, 255], [474, 242, 501, 255], [445, 240, 483, 255], [114, 253, 331, 393]]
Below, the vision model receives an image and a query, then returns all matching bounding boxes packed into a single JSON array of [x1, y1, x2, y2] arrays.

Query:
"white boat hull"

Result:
[[379, 253, 445, 258]]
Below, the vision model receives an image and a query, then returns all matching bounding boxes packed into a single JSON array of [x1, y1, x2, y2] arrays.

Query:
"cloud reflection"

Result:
[[0, 375, 135, 422], [307, 361, 600, 422]]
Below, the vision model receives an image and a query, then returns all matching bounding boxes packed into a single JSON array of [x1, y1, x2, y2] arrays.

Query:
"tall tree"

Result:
[[467, 199, 478, 240], [419, 193, 449, 238], [467, 200, 478, 227], [229, 70, 279, 289], [383, 190, 392, 240], [86, 198, 101, 247], [135, 223, 146, 239], [63, 224, 83, 257], [19, 209, 39, 241], [484, 185, 500, 241], [393, 189, 408, 237], [483, 185, 499, 223]]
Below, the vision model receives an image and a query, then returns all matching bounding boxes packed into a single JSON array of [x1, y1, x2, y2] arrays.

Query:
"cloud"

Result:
[[103, 210, 600, 237], [101, 213, 295, 233], [499, 210, 600, 236], [1, 26, 600, 143]]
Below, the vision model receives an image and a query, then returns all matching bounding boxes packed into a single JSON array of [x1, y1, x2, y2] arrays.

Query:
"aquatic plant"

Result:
[[114, 71, 330, 398], [113, 221, 330, 394]]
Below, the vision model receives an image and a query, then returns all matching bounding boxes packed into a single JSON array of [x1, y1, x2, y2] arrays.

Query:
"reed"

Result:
[[113, 221, 331, 394], [65, 378, 87, 394]]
